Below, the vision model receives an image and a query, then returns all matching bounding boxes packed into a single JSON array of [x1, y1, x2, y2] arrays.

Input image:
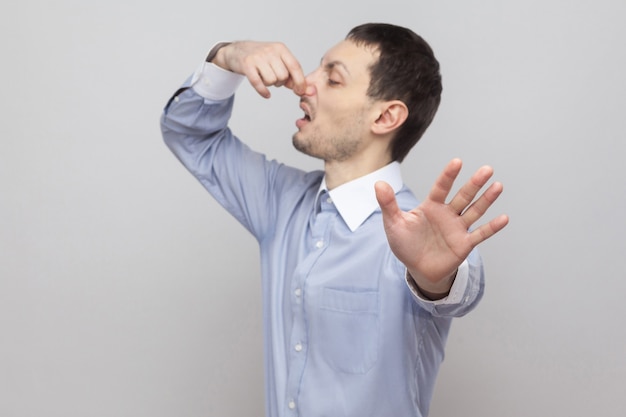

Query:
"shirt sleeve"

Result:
[[160, 55, 270, 238], [190, 60, 244, 100], [160, 53, 309, 241]]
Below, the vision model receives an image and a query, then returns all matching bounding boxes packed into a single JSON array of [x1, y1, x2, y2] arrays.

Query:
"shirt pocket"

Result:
[[318, 287, 379, 374]]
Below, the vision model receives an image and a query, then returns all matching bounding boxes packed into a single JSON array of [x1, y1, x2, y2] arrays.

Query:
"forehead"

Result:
[[322, 40, 379, 77]]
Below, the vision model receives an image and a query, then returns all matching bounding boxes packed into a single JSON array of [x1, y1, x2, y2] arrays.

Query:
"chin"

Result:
[[292, 137, 309, 155], [292, 136, 319, 159]]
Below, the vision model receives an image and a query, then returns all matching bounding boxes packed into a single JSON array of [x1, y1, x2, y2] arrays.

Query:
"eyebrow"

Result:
[[320, 58, 351, 76]]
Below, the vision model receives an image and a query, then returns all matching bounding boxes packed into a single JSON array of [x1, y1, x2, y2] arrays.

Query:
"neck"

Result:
[[323, 153, 392, 190]]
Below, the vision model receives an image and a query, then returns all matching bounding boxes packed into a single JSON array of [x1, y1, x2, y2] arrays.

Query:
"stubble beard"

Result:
[[292, 116, 365, 163]]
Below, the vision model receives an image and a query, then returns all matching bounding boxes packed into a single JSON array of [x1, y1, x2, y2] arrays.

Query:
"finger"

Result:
[[469, 214, 510, 246], [246, 56, 303, 97], [448, 165, 494, 214], [428, 158, 463, 204], [280, 51, 306, 95], [269, 60, 291, 87], [244, 66, 272, 98], [286, 79, 315, 97], [375, 181, 403, 229], [257, 61, 281, 85], [461, 181, 504, 226]]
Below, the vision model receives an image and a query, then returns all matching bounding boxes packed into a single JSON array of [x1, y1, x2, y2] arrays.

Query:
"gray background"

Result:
[[1, 0, 625, 416]]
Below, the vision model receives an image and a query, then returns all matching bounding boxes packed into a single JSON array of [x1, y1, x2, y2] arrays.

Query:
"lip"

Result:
[[299, 101, 313, 120], [296, 101, 313, 129]]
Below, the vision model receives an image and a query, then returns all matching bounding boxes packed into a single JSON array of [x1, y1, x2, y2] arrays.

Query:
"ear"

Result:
[[371, 100, 408, 136]]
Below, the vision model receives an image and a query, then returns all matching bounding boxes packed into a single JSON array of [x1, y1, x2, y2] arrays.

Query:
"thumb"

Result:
[[375, 181, 402, 226]]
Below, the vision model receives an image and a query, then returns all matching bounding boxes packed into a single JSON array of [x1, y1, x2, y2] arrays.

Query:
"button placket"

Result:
[[283, 191, 336, 416]]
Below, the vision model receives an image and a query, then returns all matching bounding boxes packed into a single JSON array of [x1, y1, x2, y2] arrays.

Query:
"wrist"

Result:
[[409, 269, 457, 301], [206, 42, 232, 69]]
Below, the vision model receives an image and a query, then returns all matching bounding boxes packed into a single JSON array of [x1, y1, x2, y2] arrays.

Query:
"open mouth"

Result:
[[296, 103, 312, 128], [296, 114, 310, 129]]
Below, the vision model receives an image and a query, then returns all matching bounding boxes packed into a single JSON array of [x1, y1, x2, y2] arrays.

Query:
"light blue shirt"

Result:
[[160, 60, 485, 417]]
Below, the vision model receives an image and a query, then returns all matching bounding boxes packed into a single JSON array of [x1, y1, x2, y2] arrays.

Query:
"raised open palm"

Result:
[[375, 159, 509, 297]]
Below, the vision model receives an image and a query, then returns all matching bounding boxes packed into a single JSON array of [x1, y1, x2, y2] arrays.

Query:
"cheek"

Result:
[[317, 92, 371, 127], [322, 103, 353, 124]]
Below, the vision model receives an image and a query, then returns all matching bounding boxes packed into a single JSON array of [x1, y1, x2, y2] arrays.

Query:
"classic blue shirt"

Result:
[[161, 61, 485, 417]]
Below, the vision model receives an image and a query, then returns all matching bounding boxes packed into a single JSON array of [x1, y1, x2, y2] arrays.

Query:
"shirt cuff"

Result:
[[405, 260, 469, 305], [190, 54, 244, 100]]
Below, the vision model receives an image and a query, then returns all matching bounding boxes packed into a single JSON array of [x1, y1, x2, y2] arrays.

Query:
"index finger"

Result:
[[280, 51, 306, 95]]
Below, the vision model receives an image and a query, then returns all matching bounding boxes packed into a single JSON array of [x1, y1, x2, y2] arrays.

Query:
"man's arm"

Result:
[[160, 40, 315, 239], [375, 158, 509, 300]]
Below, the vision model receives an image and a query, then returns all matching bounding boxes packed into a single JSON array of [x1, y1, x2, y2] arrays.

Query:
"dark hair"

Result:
[[347, 23, 442, 162]]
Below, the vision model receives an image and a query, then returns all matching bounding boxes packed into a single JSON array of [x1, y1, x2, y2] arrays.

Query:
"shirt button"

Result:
[[174, 96, 180, 102], [294, 343, 303, 352], [326, 196, 332, 204], [288, 400, 296, 410], [294, 288, 302, 297], [315, 240, 324, 249]]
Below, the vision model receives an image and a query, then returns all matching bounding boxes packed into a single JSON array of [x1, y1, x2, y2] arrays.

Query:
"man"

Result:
[[161, 23, 508, 417]]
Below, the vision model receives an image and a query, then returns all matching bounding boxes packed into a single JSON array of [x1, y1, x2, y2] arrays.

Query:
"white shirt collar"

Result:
[[317, 162, 404, 232]]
